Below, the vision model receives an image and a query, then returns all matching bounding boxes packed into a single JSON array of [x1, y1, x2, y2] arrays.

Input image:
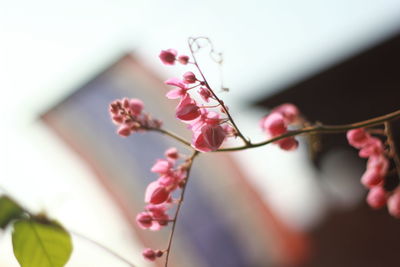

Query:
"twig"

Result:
[[216, 109, 400, 152], [70, 230, 136, 267], [188, 37, 251, 146], [164, 150, 199, 267], [150, 127, 192, 147]]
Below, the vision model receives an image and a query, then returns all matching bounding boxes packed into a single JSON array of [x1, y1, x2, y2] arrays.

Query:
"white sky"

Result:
[[1, 0, 400, 266]]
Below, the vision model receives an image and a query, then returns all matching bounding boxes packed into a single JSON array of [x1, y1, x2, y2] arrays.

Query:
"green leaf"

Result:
[[12, 219, 73, 267], [0, 196, 25, 229]]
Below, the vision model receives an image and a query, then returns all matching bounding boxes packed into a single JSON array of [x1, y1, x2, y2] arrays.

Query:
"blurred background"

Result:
[[2, 0, 400, 266]]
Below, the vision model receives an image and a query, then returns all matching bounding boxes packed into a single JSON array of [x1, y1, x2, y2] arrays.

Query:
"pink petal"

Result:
[[164, 77, 187, 89]]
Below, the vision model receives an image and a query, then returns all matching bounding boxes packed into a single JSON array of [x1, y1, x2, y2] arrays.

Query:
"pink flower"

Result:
[[117, 124, 132, 137], [164, 78, 188, 99], [142, 248, 157, 261], [159, 49, 177, 65], [165, 147, 179, 160], [347, 128, 371, 149], [183, 71, 197, 84], [158, 174, 178, 188], [178, 55, 189, 64], [165, 77, 187, 89], [122, 97, 130, 109], [276, 137, 298, 151], [192, 124, 226, 152], [175, 94, 200, 121], [361, 168, 383, 188], [367, 186, 387, 209], [145, 181, 170, 205], [358, 137, 384, 158], [151, 159, 173, 174], [146, 203, 169, 217], [202, 124, 226, 150], [260, 105, 300, 151], [145, 204, 170, 230], [111, 115, 123, 124], [388, 190, 400, 218], [260, 113, 287, 137], [136, 212, 153, 229], [189, 110, 220, 132], [198, 87, 212, 102], [128, 98, 144, 116], [272, 103, 299, 123], [367, 155, 389, 177]]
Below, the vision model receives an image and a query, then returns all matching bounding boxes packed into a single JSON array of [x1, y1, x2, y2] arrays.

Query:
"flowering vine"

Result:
[[106, 37, 400, 266], [1, 37, 399, 267]]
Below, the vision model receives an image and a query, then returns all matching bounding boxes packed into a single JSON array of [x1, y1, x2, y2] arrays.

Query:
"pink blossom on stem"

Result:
[[178, 55, 189, 64], [151, 159, 173, 174], [388, 189, 400, 218], [360, 168, 383, 188], [175, 94, 200, 121], [183, 71, 197, 84], [146, 203, 169, 218], [129, 99, 144, 116], [142, 248, 157, 261], [276, 137, 299, 151], [165, 147, 179, 160], [260, 112, 287, 137], [117, 124, 132, 137], [358, 137, 384, 158], [192, 124, 226, 152], [367, 186, 387, 209], [158, 174, 179, 188], [164, 78, 188, 99], [159, 49, 177, 65], [198, 87, 212, 102], [136, 212, 153, 229], [271, 103, 300, 124], [202, 124, 227, 150], [145, 181, 170, 205], [347, 128, 371, 149], [189, 110, 220, 132], [111, 115, 124, 124], [260, 104, 300, 151], [367, 155, 389, 178]]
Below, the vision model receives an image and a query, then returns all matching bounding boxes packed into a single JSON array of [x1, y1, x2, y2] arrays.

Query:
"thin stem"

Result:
[[188, 37, 250, 146], [164, 150, 199, 267], [150, 128, 192, 147], [71, 231, 136, 267], [216, 109, 400, 152], [384, 122, 400, 179]]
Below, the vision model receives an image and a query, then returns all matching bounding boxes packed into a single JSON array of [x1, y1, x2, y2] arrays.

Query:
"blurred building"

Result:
[[41, 54, 308, 267], [255, 30, 400, 267]]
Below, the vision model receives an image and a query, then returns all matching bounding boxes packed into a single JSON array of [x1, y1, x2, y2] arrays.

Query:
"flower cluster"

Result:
[[347, 128, 400, 217], [135, 147, 191, 260], [109, 98, 162, 137], [159, 49, 189, 65], [160, 49, 236, 152], [260, 103, 300, 151]]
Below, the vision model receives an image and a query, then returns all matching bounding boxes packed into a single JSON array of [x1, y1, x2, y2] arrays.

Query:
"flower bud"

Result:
[[183, 71, 197, 84], [159, 49, 177, 65], [366, 186, 387, 209], [142, 248, 157, 261], [178, 55, 189, 64], [388, 190, 400, 218], [136, 212, 153, 229]]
